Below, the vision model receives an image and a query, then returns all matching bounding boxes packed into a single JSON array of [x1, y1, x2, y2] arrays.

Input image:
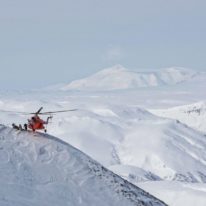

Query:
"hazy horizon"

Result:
[[0, 0, 206, 90]]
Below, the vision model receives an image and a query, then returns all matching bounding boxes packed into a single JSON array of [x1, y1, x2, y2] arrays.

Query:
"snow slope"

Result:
[[39, 105, 206, 184], [1, 77, 206, 206], [139, 181, 206, 206], [61, 65, 199, 91], [0, 125, 166, 206], [150, 101, 206, 133], [2, 101, 206, 185]]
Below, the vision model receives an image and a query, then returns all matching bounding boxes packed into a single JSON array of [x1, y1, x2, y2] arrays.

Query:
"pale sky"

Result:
[[0, 0, 206, 89]]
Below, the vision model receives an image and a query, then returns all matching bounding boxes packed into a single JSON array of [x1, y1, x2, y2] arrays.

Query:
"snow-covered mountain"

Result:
[[0, 125, 166, 206], [48, 105, 206, 184], [2, 102, 206, 185], [61, 65, 200, 91], [150, 101, 206, 133], [1, 71, 206, 205]]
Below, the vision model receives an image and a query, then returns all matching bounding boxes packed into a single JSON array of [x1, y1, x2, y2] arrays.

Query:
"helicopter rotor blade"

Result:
[[29, 107, 44, 115], [0, 110, 31, 115], [0, 108, 77, 115], [36, 107, 43, 115], [38, 109, 78, 114]]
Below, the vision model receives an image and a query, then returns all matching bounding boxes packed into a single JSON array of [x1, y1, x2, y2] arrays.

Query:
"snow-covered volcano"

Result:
[[0, 125, 166, 206], [61, 65, 199, 91]]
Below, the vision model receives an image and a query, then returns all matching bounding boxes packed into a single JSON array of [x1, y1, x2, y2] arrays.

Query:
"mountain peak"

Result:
[[95, 64, 127, 75], [0, 125, 166, 206], [61, 65, 200, 91]]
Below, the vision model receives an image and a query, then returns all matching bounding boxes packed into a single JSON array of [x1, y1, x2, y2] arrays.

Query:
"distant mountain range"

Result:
[[60, 65, 202, 91]]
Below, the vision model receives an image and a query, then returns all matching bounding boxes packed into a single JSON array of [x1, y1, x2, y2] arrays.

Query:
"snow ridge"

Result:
[[151, 101, 206, 133], [0, 125, 166, 206]]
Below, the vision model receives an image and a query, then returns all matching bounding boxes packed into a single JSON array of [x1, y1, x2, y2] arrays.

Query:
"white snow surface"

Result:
[[33, 106, 206, 183], [150, 101, 206, 133], [1, 102, 206, 185], [0, 125, 166, 206], [61, 65, 199, 91], [138, 181, 206, 206], [1, 65, 206, 205]]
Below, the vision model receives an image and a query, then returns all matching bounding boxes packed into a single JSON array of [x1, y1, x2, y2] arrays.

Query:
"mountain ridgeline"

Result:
[[0, 125, 166, 206], [61, 65, 201, 91]]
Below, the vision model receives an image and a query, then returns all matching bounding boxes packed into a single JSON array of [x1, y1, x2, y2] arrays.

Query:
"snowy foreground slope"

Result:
[[61, 65, 201, 91], [0, 125, 166, 206], [1, 63, 206, 206], [2, 103, 206, 184], [1, 99, 206, 205], [139, 181, 206, 206]]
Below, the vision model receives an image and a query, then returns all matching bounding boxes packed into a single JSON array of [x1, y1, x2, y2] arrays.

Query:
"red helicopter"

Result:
[[10, 107, 77, 133]]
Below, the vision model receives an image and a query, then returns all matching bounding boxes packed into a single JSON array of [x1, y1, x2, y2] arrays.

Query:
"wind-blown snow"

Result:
[[61, 65, 199, 91], [0, 125, 166, 206]]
